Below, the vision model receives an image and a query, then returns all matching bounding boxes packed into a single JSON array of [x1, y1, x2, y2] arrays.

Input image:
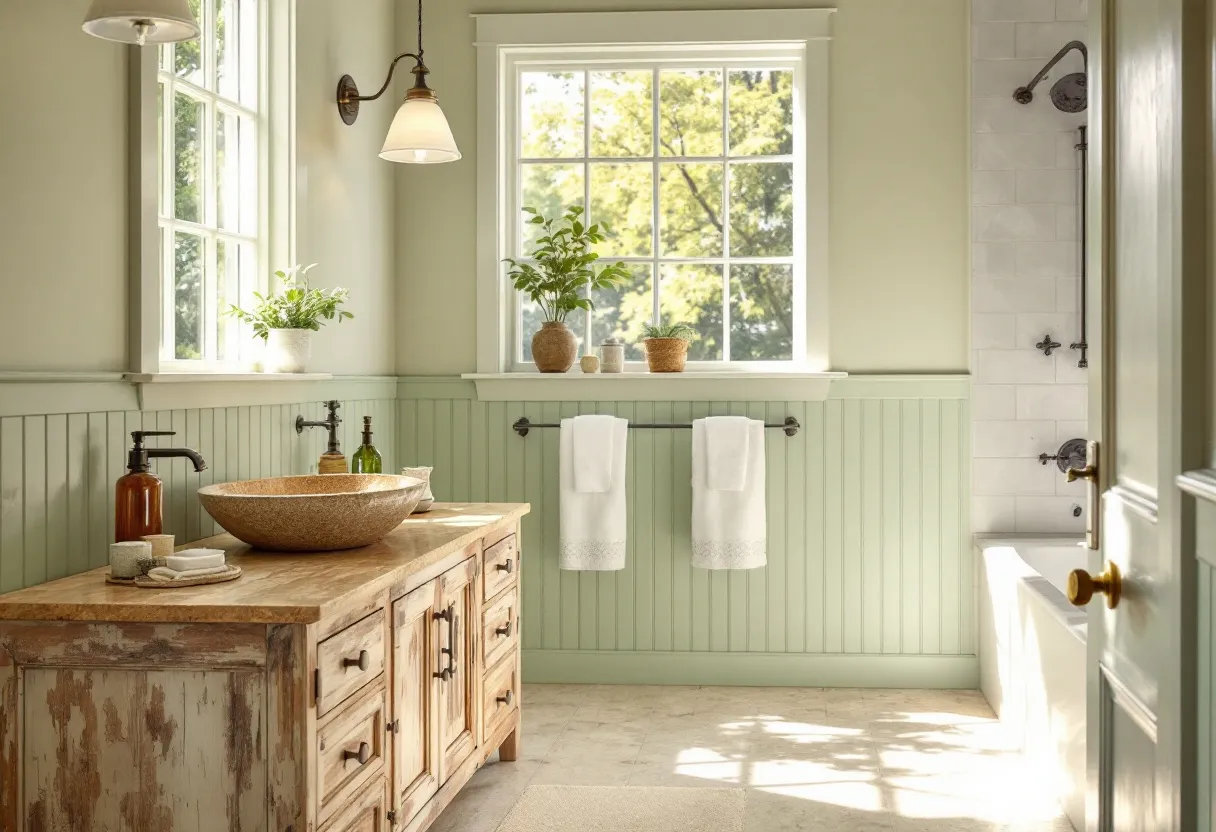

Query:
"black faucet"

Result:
[[128, 431, 208, 473], [296, 400, 342, 454]]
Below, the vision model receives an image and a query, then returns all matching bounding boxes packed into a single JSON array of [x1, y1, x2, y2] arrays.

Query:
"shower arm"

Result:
[[1013, 41, 1088, 104]]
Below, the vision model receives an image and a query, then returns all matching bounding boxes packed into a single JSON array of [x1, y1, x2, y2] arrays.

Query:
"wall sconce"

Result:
[[82, 0, 200, 45], [336, 0, 460, 164]]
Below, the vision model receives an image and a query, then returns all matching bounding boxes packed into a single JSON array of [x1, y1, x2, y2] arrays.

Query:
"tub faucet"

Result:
[[1039, 438, 1087, 473]]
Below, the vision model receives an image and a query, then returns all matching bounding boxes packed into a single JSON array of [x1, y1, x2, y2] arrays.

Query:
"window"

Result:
[[475, 10, 831, 374], [157, 0, 264, 366]]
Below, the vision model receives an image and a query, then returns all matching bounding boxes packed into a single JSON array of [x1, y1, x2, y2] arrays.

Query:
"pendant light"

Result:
[[82, 0, 200, 46], [335, 0, 460, 164]]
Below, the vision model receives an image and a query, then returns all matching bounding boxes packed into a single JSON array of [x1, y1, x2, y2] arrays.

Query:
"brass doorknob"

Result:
[[1066, 464, 1098, 483], [1067, 561, 1122, 609]]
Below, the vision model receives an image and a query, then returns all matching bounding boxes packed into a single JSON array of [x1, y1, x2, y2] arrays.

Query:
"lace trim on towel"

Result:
[[560, 540, 627, 571], [691, 539, 767, 570]]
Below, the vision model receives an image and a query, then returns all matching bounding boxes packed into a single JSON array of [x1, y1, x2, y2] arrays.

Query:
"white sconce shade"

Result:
[[379, 97, 461, 164], [83, 0, 200, 45]]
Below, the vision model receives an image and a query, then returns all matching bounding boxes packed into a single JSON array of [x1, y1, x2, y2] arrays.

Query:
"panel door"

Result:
[[437, 556, 478, 783], [392, 581, 441, 827], [1083, 0, 1205, 827]]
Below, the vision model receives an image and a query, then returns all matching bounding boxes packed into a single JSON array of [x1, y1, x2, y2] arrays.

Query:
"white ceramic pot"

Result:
[[265, 329, 312, 373]]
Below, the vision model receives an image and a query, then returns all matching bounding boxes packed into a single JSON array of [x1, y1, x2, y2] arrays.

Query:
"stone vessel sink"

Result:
[[198, 474, 427, 551]]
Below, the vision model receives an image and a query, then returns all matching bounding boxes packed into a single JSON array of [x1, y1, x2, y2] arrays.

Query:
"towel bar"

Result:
[[511, 416, 800, 438]]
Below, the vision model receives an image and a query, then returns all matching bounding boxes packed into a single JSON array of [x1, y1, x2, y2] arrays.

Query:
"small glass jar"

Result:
[[600, 338, 625, 373]]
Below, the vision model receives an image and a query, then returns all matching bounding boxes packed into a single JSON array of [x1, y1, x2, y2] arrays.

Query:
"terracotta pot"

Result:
[[532, 322, 577, 372], [644, 338, 690, 372]]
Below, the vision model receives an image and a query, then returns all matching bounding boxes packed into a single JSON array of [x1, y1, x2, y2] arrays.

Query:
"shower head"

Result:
[[1049, 72, 1088, 113], [1013, 40, 1088, 112]]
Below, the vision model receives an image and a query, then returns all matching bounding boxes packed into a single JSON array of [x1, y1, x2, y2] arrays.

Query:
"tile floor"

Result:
[[431, 685, 1076, 832]]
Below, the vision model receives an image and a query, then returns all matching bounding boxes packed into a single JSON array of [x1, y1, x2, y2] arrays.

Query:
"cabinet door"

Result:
[[392, 582, 441, 827], [437, 557, 478, 783]]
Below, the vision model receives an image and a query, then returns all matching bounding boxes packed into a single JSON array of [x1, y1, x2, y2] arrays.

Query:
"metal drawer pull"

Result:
[[434, 604, 458, 680], [495, 619, 513, 637], [496, 689, 514, 706], [343, 741, 371, 765], [343, 649, 370, 672], [496, 558, 514, 574]]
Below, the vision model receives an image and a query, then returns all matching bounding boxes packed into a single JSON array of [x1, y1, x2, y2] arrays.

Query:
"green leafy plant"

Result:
[[642, 323, 698, 341], [225, 264, 353, 341], [503, 205, 632, 324]]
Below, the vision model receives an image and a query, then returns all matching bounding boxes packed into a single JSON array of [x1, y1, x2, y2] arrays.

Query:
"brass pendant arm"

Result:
[[353, 52, 422, 103]]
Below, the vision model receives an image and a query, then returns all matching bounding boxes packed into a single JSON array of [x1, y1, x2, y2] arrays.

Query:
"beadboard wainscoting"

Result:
[[0, 394, 397, 593], [1200, 559, 1216, 831], [398, 377, 974, 688]]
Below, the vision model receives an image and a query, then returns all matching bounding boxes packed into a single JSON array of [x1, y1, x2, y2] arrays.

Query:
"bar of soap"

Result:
[[166, 551, 226, 571]]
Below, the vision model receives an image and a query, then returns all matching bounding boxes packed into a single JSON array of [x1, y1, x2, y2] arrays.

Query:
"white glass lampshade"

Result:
[[379, 97, 461, 164], [82, 0, 200, 45]]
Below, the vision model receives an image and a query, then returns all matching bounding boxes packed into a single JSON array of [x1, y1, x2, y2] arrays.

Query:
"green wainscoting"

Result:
[[0, 397, 397, 593], [1200, 559, 1214, 830], [398, 378, 974, 688]]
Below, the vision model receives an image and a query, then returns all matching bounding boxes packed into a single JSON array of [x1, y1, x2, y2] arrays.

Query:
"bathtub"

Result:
[[977, 537, 1087, 831]]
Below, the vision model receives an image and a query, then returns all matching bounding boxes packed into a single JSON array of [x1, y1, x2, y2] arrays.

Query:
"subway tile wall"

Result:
[[971, 0, 1088, 534]]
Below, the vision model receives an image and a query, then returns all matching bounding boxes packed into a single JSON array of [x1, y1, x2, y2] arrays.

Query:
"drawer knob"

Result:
[[496, 558, 514, 574], [343, 741, 371, 765], [495, 620, 513, 638], [343, 649, 370, 672], [497, 689, 514, 706]]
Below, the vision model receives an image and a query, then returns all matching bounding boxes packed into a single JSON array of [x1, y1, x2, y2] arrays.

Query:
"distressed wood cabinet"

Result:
[[0, 503, 528, 832]]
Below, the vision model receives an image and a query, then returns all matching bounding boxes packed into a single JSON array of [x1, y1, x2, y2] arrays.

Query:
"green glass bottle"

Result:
[[351, 416, 383, 474]]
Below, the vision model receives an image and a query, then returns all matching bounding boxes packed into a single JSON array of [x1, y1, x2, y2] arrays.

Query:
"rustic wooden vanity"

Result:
[[0, 502, 529, 832]]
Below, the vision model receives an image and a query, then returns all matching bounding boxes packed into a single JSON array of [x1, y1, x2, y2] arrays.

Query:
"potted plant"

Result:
[[504, 205, 631, 373], [642, 323, 697, 373], [226, 264, 353, 373]]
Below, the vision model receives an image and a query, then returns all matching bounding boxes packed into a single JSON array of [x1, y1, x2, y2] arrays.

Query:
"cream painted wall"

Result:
[[394, 0, 970, 375], [0, 0, 398, 375], [0, 0, 129, 372], [295, 0, 398, 375]]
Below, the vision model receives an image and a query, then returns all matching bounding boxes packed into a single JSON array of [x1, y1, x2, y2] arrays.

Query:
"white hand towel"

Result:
[[560, 416, 628, 570], [692, 418, 766, 569], [572, 414, 618, 493], [165, 551, 226, 571], [703, 416, 752, 491], [147, 565, 229, 582]]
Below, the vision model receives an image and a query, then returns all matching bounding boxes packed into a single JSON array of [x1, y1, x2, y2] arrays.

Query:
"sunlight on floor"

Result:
[[430, 684, 1076, 832]]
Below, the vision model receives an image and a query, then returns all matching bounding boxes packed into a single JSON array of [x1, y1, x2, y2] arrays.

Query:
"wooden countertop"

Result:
[[0, 503, 530, 625]]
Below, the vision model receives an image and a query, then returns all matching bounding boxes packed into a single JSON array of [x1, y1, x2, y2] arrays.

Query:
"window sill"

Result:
[[459, 371, 848, 402], [123, 373, 395, 411]]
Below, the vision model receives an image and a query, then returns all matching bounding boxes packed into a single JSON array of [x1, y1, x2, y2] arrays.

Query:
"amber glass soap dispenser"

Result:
[[115, 430, 208, 542]]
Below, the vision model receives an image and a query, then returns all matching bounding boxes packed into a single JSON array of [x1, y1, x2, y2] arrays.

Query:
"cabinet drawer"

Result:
[[482, 533, 518, 601], [317, 609, 385, 716], [481, 587, 519, 671], [318, 685, 387, 824], [318, 774, 390, 832], [482, 649, 519, 745]]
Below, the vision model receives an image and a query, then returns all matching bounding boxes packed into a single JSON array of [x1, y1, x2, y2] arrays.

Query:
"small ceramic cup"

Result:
[[142, 534, 175, 559], [402, 466, 435, 513], [109, 540, 152, 580], [580, 354, 600, 373]]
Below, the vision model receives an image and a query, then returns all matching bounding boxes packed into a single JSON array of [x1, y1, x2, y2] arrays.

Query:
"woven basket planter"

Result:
[[643, 338, 690, 373], [532, 322, 577, 372]]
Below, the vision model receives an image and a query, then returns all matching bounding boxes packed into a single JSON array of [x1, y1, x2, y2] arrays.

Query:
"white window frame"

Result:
[[474, 9, 833, 374], [129, 0, 295, 376]]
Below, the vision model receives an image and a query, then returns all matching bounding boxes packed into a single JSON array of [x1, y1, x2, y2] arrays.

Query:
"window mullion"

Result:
[[721, 65, 731, 364], [582, 70, 592, 350], [651, 66, 661, 328]]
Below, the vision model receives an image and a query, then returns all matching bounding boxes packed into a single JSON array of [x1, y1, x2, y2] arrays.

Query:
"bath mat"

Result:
[[496, 785, 746, 832]]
